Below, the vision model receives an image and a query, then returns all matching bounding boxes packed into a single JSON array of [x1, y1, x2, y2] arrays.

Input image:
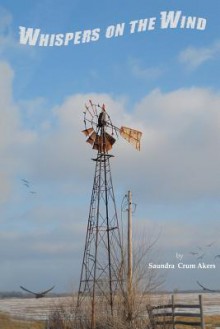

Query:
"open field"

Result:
[[0, 293, 219, 327], [0, 296, 74, 321], [0, 312, 44, 329]]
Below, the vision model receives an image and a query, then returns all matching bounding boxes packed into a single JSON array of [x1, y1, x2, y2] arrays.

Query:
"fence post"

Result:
[[172, 294, 175, 329], [148, 306, 154, 329], [199, 294, 205, 329]]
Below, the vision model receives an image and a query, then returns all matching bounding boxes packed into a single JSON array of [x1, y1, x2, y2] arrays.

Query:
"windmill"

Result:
[[77, 100, 142, 328]]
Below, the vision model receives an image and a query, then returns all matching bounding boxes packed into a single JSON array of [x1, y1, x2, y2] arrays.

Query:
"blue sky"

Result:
[[0, 0, 220, 293]]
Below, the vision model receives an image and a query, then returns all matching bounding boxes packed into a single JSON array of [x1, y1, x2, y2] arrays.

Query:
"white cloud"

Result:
[[0, 61, 36, 203], [0, 7, 22, 56], [114, 87, 220, 202], [25, 94, 129, 183], [0, 7, 13, 52], [1, 61, 220, 291], [179, 40, 220, 69], [3, 85, 219, 204]]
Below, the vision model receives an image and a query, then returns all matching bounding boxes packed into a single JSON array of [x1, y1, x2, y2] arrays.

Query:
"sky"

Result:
[[0, 0, 220, 293]]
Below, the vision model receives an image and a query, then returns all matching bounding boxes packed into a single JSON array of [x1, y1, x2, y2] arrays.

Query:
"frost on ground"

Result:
[[0, 293, 219, 321]]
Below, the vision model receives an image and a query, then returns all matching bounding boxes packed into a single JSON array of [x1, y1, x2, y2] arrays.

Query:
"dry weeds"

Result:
[[0, 312, 44, 329]]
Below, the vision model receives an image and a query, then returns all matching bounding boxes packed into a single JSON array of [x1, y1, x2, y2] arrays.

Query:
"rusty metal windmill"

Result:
[[77, 100, 142, 328]]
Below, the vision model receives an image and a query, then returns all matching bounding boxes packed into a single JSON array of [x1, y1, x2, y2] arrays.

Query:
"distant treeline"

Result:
[[0, 292, 23, 298], [0, 289, 208, 299]]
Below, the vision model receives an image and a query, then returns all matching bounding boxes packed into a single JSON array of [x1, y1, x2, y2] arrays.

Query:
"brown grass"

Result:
[[0, 312, 45, 329], [204, 315, 220, 328], [165, 315, 220, 329], [1, 310, 219, 329]]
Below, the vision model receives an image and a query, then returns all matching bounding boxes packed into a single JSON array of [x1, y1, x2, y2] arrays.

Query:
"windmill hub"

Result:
[[82, 100, 142, 152], [97, 109, 107, 127]]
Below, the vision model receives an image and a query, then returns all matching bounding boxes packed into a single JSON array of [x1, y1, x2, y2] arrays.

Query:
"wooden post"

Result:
[[199, 295, 205, 329], [172, 294, 175, 329], [127, 190, 133, 322], [127, 190, 133, 298]]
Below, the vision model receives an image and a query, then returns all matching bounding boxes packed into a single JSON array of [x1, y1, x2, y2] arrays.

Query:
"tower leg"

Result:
[[77, 153, 122, 328]]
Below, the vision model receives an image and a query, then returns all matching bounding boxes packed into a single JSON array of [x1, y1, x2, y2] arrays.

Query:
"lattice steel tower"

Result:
[[77, 100, 142, 328]]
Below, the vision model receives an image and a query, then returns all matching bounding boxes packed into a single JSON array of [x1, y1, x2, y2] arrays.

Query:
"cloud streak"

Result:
[[179, 40, 220, 69], [128, 57, 163, 80]]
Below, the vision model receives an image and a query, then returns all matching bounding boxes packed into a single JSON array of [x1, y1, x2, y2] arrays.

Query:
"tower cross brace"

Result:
[[77, 114, 123, 328]]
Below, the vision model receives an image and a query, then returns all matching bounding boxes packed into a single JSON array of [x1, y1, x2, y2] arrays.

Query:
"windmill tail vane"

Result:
[[120, 126, 142, 151], [82, 100, 143, 152]]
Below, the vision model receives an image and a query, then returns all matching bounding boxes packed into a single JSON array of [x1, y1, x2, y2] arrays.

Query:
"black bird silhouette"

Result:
[[206, 241, 215, 247], [21, 179, 37, 194], [189, 251, 198, 255], [196, 281, 220, 293], [21, 178, 30, 187], [20, 285, 55, 298], [197, 253, 205, 260]]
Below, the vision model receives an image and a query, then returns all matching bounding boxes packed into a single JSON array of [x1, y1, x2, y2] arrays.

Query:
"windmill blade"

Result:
[[86, 131, 97, 145], [92, 132, 116, 153], [93, 135, 102, 152], [120, 126, 142, 151], [82, 127, 94, 137], [104, 132, 116, 151]]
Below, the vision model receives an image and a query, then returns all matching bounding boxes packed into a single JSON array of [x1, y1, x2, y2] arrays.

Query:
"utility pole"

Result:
[[127, 190, 133, 320]]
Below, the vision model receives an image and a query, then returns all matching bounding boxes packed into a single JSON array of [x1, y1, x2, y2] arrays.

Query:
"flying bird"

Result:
[[21, 178, 37, 194], [190, 242, 216, 261], [20, 285, 55, 298], [214, 254, 220, 259], [189, 251, 198, 256], [21, 178, 30, 187], [197, 253, 205, 260], [22, 178, 29, 184], [196, 281, 220, 293], [206, 241, 215, 247]]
